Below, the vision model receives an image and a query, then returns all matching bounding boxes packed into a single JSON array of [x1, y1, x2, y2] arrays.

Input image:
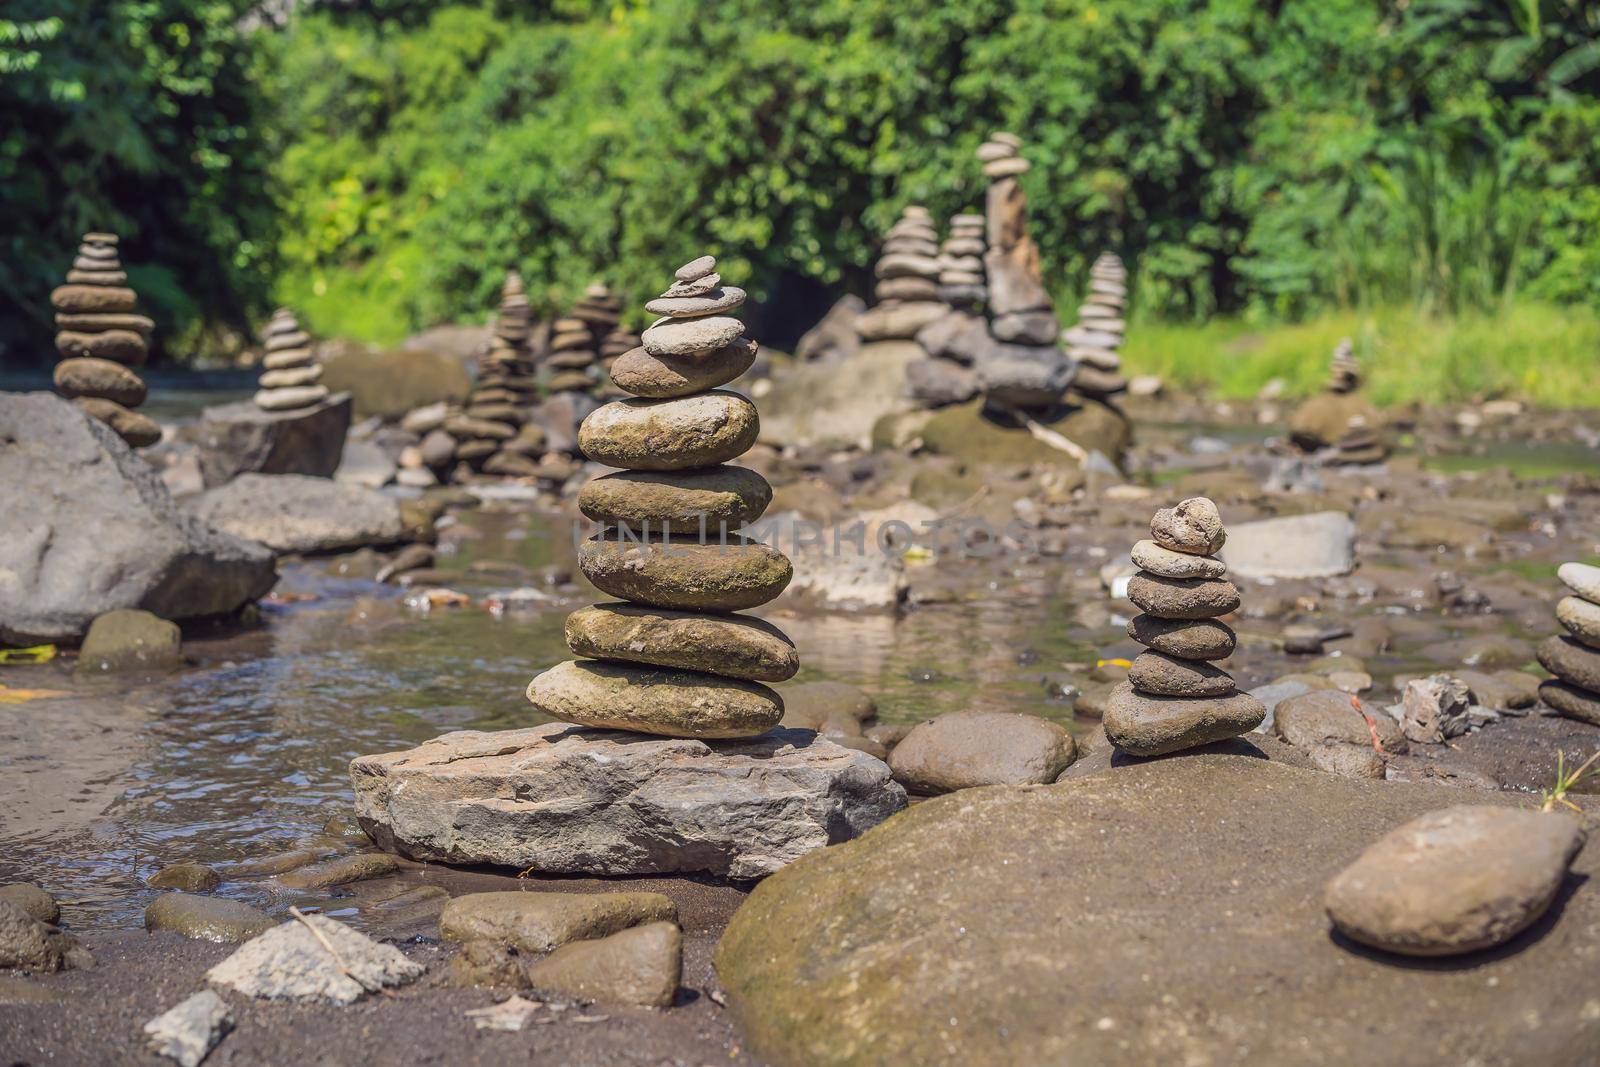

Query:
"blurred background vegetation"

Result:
[[3, 0, 1597, 402]]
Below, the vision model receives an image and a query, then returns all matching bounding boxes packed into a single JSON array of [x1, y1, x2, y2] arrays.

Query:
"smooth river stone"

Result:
[[642, 316, 745, 358], [66, 269, 127, 285], [609, 338, 757, 399], [578, 465, 771, 530], [1102, 682, 1266, 757], [1324, 805, 1585, 957], [1126, 615, 1236, 660], [259, 365, 323, 389], [53, 312, 154, 335], [266, 331, 311, 352], [263, 347, 314, 370], [1557, 596, 1600, 649], [1127, 573, 1241, 620], [55, 329, 147, 364], [660, 272, 721, 299], [1130, 539, 1226, 580], [676, 255, 716, 283], [50, 284, 137, 314], [1150, 497, 1226, 555], [1537, 635, 1600, 692], [73, 397, 161, 447], [254, 385, 329, 411], [644, 286, 746, 318], [1127, 651, 1235, 697], [579, 391, 758, 471], [1559, 562, 1600, 603], [565, 603, 798, 682], [53, 357, 146, 407], [526, 659, 783, 739], [1538, 680, 1600, 725], [578, 535, 792, 612]]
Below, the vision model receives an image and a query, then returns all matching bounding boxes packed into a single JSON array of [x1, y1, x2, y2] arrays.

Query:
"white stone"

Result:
[[1221, 511, 1356, 580], [144, 991, 232, 1067], [206, 915, 423, 1004]]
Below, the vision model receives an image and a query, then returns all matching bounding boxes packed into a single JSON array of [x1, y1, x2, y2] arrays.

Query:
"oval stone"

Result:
[[73, 397, 160, 447], [259, 364, 323, 389], [1537, 635, 1600, 692], [144, 892, 274, 944], [1102, 682, 1265, 757], [1324, 805, 1585, 956], [50, 284, 137, 314], [53, 357, 147, 407], [1127, 651, 1234, 697], [579, 391, 758, 471], [53, 312, 154, 335], [1126, 615, 1236, 660], [578, 535, 792, 612], [1127, 573, 1241, 620], [1150, 497, 1226, 555], [579, 465, 771, 530], [55, 329, 147, 364], [565, 603, 797, 682], [526, 659, 782, 739], [644, 286, 746, 318], [1558, 561, 1600, 603], [642, 316, 745, 358], [263, 347, 314, 370], [675, 255, 716, 282], [1539, 680, 1600, 725], [1556, 596, 1600, 649], [1130, 539, 1226, 580], [610, 338, 757, 399], [255, 385, 329, 411]]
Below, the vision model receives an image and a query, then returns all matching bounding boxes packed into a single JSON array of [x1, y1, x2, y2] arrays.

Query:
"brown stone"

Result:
[[53, 357, 147, 407], [565, 602, 798, 682]]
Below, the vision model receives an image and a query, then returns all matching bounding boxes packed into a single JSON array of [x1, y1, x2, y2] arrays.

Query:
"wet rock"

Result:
[[0, 884, 58, 925], [194, 394, 353, 487], [888, 710, 1075, 794], [1102, 683, 1266, 757], [352, 724, 906, 879], [439, 892, 676, 955], [717, 754, 1600, 1066], [1399, 675, 1473, 744], [524, 921, 682, 1008], [577, 535, 791, 612], [143, 990, 232, 1067], [565, 603, 797, 682], [206, 914, 423, 1004], [147, 862, 220, 893], [145, 893, 274, 944], [1325, 805, 1585, 956], [579, 392, 758, 470], [277, 852, 397, 890], [1220, 511, 1355, 580], [1273, 690, 1406, 753], [188, 473, 405, 555], [0, 899, 91, 972], [0, 393, 278, 644]]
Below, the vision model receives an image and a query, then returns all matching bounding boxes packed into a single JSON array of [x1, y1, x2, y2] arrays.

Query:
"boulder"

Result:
[[760, 340, 922, 450], [794, 295, 864, 362], [0, 393, 277, 644], [351, 724, 907, 879], [1288, 392, 1381, 451], [888, 710, 1076, 794], [187, 473, 405, 555], [194, 393, 353, 487], [715, 754, 1600, 1067], [855, 301, 948, 342], [335, 437, 397, 488], [1220, 511, 1356, 580], [916, 398, 1131, 470], [905, 358, 979, 407], [320, 343, 471, 420], [76, 609, 183, 673]]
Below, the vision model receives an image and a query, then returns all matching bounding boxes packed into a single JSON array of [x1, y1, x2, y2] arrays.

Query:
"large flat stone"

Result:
[[0, 392, 278, 643], [1221, 511, 1356, 580], [715, 753, 1600, 1067], [187, 473, 405, 554], [351, 724, 907, 879]]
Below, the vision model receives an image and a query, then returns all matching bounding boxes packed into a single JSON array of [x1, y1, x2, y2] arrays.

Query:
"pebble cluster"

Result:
[[50, 232, 160, 448], [1104, 497, 1266, 756], [1537, 562, 1600, 724], [938, 212, 986, 307], [526, 255, 793, 738], [254, 308, 328, 413], [1064, 252, 1128, 399]]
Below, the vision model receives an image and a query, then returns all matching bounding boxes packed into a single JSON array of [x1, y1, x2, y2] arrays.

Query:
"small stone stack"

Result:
[[526, 255, 792, 739], [595, 321, 642, 400], [446, 275, 542, 479], [1537, 562, 1600, 725], [572, 283, 625, 396], [1064, 252, 1129, 400], [973, 133, 1072, 409], [1105, 497, 1266, 757], [50, 232, 160, 448], [254, 309, 329, 413], [1289, 338, 1386, 464], [856, 207, 948, 343], [544, 308, 601, 397], [937, 212, 987, 308], [1327, 337, 1359, 393]]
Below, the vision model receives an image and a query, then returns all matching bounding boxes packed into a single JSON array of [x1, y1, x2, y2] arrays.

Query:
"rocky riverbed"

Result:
[[2, 385, 1598, 1063]]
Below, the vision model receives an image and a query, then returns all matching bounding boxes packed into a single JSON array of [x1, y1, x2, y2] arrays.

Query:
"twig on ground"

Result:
[[1350, 695, 1386, 757], [288, 905, 395, 998]]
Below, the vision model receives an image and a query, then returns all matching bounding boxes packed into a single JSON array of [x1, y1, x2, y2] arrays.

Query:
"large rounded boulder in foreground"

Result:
[[714, 754, 1600, 1067]]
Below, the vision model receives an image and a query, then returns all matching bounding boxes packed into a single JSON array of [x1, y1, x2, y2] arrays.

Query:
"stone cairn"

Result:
[[1537, 562, 1600, 725], [50, 232, 160, 448], [856, 206, 947, 344], [526, 254, 793, 738], [1104, 497, 1266, 756], [254, 308, 329, 412], [544, 287, 606, 399], [973, 133, 1073, 410], [1327, 337, 1359, 393], [595, 318, 642, 400], [937, 212, 987, 308], [1063, 252, 1129, 400], [1318, 337, 1383, 464], [446, 272, 541, 480]]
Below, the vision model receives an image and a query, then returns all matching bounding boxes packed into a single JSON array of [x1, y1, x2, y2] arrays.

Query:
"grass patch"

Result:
[[1123, 302, 1600, 408]]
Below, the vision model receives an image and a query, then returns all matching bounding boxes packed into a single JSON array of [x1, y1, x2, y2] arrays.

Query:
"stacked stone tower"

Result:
[[526, 255, 793, 738], [1537, 562, 1600, 725], [445, 273, 542, 479], [254, 309, 329, 412], [1064, 252, 1129, 400], [1327, 337, 1359, 393], [1105, 497, 1266, 756], [595, 320, 642, 400], [937, 212, 987, 308], [50, 232, 160, 448], [856, 206, 948, 343]]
